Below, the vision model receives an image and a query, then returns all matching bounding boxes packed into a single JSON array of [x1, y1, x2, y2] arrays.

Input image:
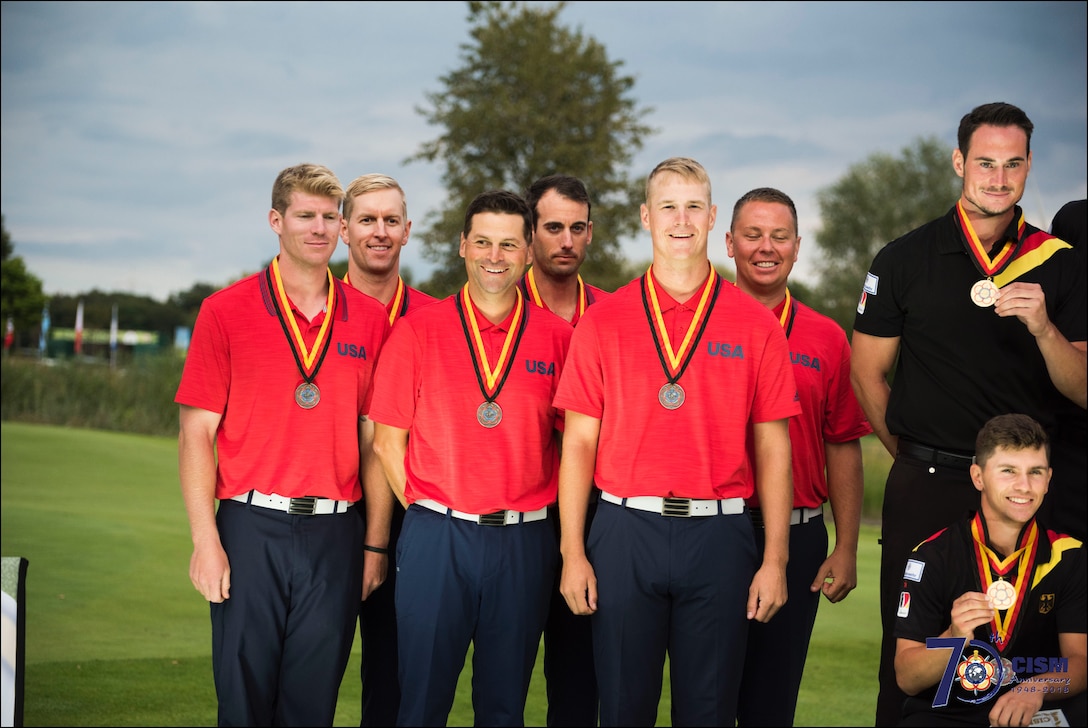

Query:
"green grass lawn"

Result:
[[1, 422, 887, 726]]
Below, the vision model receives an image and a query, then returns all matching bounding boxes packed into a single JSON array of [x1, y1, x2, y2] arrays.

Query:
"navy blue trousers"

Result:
[[394, 505, 557, 727], [211, 499, 363, 727], [589, 500, 757, 727], [876, 458, 980, 727], [737, 514, 827, 726]]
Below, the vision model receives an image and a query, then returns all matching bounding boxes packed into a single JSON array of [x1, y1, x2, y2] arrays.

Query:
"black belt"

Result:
[[897, 440, 974, 471]]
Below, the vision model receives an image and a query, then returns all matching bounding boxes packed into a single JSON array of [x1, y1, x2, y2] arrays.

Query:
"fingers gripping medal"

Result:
[[987, 579, 1017, 610], [971, 279, 998, 307]]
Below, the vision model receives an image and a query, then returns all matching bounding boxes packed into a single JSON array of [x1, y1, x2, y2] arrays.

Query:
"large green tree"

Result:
[[0, 215, 47, 349], [407, 0, 654, 296], [811, 136, 960, 332]]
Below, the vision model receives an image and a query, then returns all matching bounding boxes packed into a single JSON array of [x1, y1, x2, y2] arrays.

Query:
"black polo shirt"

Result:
[[853, 206, 1086, 452], [895, 513, 1086, 722]]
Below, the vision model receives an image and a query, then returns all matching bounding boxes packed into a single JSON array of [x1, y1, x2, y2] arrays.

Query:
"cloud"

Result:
[[2, 1, 1084, 299]]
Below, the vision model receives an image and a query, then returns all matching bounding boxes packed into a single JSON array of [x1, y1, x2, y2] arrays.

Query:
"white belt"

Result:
[[749, 505, 824, 527], [414, 498, 549, 526], [229, 490, 353, 515], [600, 490, 745, 517]]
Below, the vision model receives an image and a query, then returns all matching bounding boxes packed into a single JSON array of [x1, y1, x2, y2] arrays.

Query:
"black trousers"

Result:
[[543, 496, 599, 726], [358, 502, 405, 726]]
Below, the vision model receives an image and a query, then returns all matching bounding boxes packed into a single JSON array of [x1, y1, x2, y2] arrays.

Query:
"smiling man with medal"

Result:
[[175, 164, 392, 726], [368, 190, 572, 726], [851, 102, 1088, 726], [894, 414, 1086, 727], [725, 187, 874, 727], [338, 173, 439, 727], [553, 157, 800, 726]]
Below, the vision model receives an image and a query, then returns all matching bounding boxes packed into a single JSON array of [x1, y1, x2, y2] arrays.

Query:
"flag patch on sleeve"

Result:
[[897, 591, 910, 618]]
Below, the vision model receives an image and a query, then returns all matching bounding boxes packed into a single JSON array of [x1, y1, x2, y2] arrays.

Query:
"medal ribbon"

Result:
[[956, 201, 1024, 278], [386, 277, 407, 326], [342, 273, 408, 326], [455, 285, 528, 400], [970, 513, 1038, 652], [267, 257, 336, 383], [642, 266, 721, 382], [525, 267, 588, 320], [775, 288, 797, 338]]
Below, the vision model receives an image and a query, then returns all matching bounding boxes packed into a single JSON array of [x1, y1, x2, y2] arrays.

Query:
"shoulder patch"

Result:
[[904, 559, 925, 582], [863, 272, 879, 295]]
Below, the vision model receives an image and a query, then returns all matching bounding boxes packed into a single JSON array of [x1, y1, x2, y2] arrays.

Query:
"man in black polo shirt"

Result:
[[851, 102, 1087, 726], [893, 414, 1085, 727]]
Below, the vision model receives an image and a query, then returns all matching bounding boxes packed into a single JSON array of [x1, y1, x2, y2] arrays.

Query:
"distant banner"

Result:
[[51, 328, 159, 345]]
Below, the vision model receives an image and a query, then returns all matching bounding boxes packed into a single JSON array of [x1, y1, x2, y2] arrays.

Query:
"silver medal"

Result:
[[658, 382, 685, 410], [477, 401, 502, 428], [295, 382, 320, 409]]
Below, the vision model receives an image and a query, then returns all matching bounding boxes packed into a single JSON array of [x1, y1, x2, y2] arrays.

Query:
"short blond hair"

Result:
[[271, 163, 343, 215], [343, 174, 407, 221], [645, 157, 712, 205]]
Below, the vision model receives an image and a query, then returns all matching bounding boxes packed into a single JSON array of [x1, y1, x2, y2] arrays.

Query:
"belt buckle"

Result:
[[478, 511, 507, 526], [662, 497, 691, 517], [288, 496, 318, 515]]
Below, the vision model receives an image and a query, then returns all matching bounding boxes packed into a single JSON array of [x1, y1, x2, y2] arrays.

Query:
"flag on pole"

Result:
[[39, 304, 50, 358], [109, 304, 118, 351], [3, 316, 13, 352], [74, 300, 85, 355]]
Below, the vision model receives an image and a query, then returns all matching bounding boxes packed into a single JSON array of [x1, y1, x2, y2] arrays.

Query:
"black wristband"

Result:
[[363, 545, 389, 555]]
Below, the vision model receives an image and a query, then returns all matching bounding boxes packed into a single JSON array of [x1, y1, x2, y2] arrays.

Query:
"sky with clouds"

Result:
[[2, 1, 1085, 302]]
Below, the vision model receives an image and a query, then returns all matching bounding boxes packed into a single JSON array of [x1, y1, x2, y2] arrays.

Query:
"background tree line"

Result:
[[1, 1, 959, 369]]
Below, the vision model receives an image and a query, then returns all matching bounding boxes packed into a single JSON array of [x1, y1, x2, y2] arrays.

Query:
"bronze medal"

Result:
[[295, 382, 320, 410], [477, 401, 503, 428], [971, 514, 1038, 653], [658, 382, 685, 410], [956, 201, 1024, 308], [970, 279, 998, 307]]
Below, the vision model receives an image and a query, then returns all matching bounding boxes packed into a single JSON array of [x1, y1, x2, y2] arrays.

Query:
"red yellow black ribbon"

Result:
[[970, 512, 1038, 652], [642, 266, 721, 385], [455, 284, 527, 401]]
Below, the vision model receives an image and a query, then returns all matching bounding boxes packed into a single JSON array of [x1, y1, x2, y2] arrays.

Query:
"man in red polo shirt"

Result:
[[176, 163, 391, 725], [554, 157, 800, 726], [369, 189, 573, 726], [339, 172, 437, 727], [726, 187, 872, 726]]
